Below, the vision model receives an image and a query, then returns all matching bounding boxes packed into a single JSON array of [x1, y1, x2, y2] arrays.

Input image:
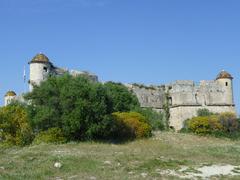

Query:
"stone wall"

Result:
[[129, 77, 236, 131], [169, 105, 236, 130]]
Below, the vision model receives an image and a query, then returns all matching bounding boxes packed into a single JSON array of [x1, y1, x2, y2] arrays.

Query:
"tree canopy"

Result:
[[25, 75, 141, 140]]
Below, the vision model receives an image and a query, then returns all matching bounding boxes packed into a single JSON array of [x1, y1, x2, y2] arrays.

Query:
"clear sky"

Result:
[[0, 0, 239, 112]]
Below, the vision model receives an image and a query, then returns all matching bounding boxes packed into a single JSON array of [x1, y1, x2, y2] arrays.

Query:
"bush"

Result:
[[218, 112, 239, 133], [197, 108, 214, 117], [112, 112, 152, 140], [184, 111, 239, 137], [187, 115, 223, 135], [0, 104, 33, 146], [133, 107, 165, 130], [33, 128, 66, 144]]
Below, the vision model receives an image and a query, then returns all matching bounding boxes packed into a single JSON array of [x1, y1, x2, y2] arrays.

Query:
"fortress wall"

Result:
[[169, 105, 236, 131], [130, 86, 165, 108], [169, 80, 232, 107], [130, 77, 236, 131]]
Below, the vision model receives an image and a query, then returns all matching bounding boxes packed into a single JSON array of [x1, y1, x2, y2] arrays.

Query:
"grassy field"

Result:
[[1, 132, 240, 180]]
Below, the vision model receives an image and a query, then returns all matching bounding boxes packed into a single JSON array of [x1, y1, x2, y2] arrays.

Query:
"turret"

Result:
[[28, 53, 52, 91], [4, 91, 17, 106], [216, 70, 234, 105]]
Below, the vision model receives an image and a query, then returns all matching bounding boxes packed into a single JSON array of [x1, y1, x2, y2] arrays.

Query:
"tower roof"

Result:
[[216, 70, 233, 80], [29, 53, 50, 64], [5, 91, 16, 97]]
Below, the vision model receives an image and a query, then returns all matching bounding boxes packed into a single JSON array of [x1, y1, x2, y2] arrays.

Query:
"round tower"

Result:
[[28, 53, 52, 91], [4, 91, 17, 106], [216, 70, 234, 105]]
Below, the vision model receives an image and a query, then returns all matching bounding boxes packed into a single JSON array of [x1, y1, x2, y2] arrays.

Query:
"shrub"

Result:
[[218, 112, 238, 133], [133, 107, 165, 130], [112, 112, 152, 140], [33, 128, 66, 144], [184, 111, 239, 137], [197, 108, 214, 117], [0, 104, 33, 146], [186, 115, 223, 135]]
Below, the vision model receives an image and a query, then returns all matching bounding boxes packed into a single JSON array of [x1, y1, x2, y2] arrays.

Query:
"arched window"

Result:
[[226, 82, 228, 86]]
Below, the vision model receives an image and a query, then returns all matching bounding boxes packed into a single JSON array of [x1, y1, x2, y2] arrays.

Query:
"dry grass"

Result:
[[1, 132, 240, 179]]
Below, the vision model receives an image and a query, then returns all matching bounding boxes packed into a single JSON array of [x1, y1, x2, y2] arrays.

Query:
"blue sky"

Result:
[[0, 0, 239, 112]]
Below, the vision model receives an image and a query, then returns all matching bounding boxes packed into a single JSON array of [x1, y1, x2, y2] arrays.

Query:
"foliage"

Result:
[[197, 108, 215, 117], [218, 112, 239, 133], [33, 128, 66, 144], [104, 81, 140, 112], [186, 115, 223, 135], [0, 104, 33, 146], [133, 107, 165, 130], [25, 75, 115, 141], [112, 112, 152, 140], [25, 75, 144, 141], [183, 111, 240, 138]]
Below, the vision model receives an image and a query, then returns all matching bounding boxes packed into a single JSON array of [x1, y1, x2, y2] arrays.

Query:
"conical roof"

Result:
[[5, 91, 16, 97], [216, 70, 233, 80], [29, 53, 50, 63]]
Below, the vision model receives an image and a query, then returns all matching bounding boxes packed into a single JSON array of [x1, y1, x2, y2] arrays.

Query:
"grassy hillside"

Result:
[[1, 132, 240, 179]]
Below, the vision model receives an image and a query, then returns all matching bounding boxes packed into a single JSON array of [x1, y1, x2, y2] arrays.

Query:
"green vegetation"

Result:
[[182, 109, 240, 139], [0, 104, 33, 146], [1, 132, 240, 179], [197, 108, 215, 117], [104, 82, 140, 112], [33, 128, 67, 145], [23, 75, 144, 141], [0, 75, 167, 146], [185, 115, 223, 135], [133, 107, 165, 130], [112, 112, 152, 140], [131, 83, 157, 90]]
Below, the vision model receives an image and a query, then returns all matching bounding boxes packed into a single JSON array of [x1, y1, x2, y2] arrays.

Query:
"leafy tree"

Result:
[[25, 75, 144, 141], [25, 75, 115, 140], [104, 82, 140, 112]]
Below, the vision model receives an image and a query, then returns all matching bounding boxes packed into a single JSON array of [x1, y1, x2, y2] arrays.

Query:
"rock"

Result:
[[54, 162, 62, 168], [103, 161, 111, 165], [89, 176, 97, 180], [141, 173, 148, 178]]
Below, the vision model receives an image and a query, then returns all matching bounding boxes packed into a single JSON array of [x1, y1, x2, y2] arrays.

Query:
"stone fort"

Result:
[[4, 53, 236, 130]]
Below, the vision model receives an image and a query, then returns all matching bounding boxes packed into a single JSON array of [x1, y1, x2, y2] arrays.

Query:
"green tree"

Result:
[[25, 75, 115, 140], [25, 75, 143, 141], [104, 82, 140, 112]]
